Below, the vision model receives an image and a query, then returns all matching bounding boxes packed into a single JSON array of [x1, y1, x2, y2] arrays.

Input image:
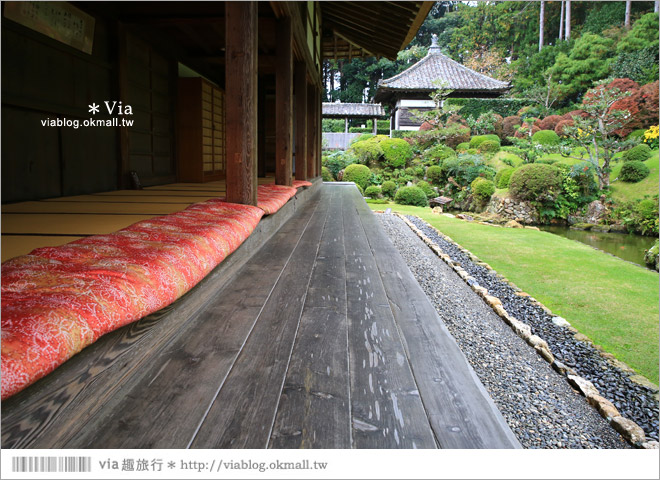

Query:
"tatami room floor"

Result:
[[1, 177, 279, 262]]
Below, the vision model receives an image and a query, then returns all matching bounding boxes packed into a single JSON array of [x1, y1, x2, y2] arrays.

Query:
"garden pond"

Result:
[[540, 225, 657, 269]]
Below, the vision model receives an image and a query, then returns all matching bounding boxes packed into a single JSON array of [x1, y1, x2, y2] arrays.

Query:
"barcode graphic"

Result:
[[12, 456, 92, 473]]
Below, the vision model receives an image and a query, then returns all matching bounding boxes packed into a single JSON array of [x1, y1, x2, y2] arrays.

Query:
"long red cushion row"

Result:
[[1, 201, 264, 400], [293, 180, 313, 189], [211, 184, 298, 215]]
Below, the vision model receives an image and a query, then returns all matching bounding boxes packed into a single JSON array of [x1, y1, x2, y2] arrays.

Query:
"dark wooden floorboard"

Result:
[[350, 188, 521, 449], [188, 191, 331, 448], [269, 187, 352, 449], [344, 191, 437, 449]]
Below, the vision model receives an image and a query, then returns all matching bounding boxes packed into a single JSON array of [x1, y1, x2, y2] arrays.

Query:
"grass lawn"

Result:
[[609, 153, 660, 202], [368, 203, 660, 384], [488, 151, 524, 170]]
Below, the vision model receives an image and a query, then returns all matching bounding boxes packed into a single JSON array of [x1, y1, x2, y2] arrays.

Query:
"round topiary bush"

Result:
[[416, 180, 436, 199], [628, 129, 647, 140], [501, 115, 522, 139], [364, 185, 382, 198], [469, 134, 500, 149], [622, 144, 652, 162], [426, 165, 443, 185], [423, 145, 456, 164], [455, 142, 470, 153], [532, 129, 560, 146], [321, 166, 333, 182], [620, 160, 650, 182], [554, 119, 574, 137], [349, 137, 383, 165], [536, 115, 563, 132], [514, 124, 541, 138], [355, 184, 364, 195], [509, 163, 562, 201], [380, 138, 413, 168], [350, 133, 375, 145], [381, 180, 397, 198], [343, 164, 372, 189], [478, 140, 501, 153], [495, 167, 515, 189], [471, 177, 496, 203], [394, 186, 429, 207]]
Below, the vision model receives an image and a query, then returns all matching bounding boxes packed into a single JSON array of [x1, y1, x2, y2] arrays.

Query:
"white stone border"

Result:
[[391, 212, 658, 450]]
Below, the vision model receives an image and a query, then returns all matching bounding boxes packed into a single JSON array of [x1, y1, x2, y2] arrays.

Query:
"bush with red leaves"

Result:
[[536, 115, 564, 132], [514, 124, 541, 138], [555, 119, 575, 137], [501, 115, 522, 139]]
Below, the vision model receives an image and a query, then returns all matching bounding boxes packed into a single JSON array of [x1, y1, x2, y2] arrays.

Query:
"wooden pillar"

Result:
[[275, 17, 293, 186], [373, 117, 377, 135], [294, 62, 307, 181], [306, 83, 316, 179], [344, 117, 348, 133], [257, 78, 266, 177], [225, 2, 258, 205], [317, 89, 322, 177]]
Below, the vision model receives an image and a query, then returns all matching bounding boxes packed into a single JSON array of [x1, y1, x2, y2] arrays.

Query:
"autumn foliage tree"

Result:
[[561, 80, 640, 190]]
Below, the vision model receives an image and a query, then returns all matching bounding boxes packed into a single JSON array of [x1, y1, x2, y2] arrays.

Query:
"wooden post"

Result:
[[317, 89, 322, 178], [275, 16, 293, 186], [294, 62, 307, 181], [344, 117, 348, 133], [307, 83, 316, 179], [225, 2, 258, 205], [257, 78, 266, 177]]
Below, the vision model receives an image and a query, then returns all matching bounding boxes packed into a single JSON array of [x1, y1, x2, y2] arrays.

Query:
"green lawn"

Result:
[[369, 203, 660, 384], [609, 154, 660, 202]]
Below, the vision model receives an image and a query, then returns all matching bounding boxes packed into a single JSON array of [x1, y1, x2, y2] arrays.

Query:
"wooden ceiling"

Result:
[[320, 1, 434, 60]]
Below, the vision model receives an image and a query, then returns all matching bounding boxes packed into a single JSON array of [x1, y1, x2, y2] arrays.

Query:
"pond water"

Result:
[[540, 225, 657, 269]]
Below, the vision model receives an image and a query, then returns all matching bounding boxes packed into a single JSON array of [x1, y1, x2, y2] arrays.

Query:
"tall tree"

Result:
[[565, 0, 571, 40], [539, 0, 545, 52], [625, 1, 632, 29], [559, 1, 564, 41]]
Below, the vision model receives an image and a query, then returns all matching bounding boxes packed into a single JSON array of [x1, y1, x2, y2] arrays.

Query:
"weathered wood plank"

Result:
[[225, 2, 258, 205], [344, 190, 437, 448], [270, 187, 352, 448], [189, 190, 332, 448], [275, 16, 293, 186], [350, 189, 521, 449], [65, 198, 324, 448]]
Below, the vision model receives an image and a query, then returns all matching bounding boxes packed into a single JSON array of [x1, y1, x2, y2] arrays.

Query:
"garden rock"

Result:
[[505, 220, 523, 228], [610, 416, 646, 445], [584, 200, 608, 225], [552, 316, 571, 328]]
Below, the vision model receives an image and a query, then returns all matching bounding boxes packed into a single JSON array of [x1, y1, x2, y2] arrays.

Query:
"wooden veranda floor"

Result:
[[1, 184, 519, 449]]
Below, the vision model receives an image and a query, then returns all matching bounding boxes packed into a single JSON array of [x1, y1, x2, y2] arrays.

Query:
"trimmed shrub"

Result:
[[628, 129, 647, 140], [455, 142, 470, 152], [323, 151, 356, 179], [536, 115, 563, 132], [355, 184, 364, 196], [514, 124, 540, 138], [394, 186, 429, 207], [620, 161, 650, 182], [509, 163, 562, 201], [380, 138, 413, 168], [445, 98, 529, 118], [350, 137, 383, 165], [423, 145, 456, 164], [622, 144, 652, 163], [416, 180, 436, 199], [555, 119, 575, 137], [478, 140, 501, 153], [536, 157, 557, 165], [364, 185, 382, 198], [321, 166, 333, 182], [426, 165, 443, 185], [350, 133, 375, 144], [501, 115, 522, 140], [343, 164, 372, 189], [381, 180, 397, 198], [532, 129, 560, 146], [495, 167, 515, 189], [469, 134, 500, 149], [471, 177, 496, 203]]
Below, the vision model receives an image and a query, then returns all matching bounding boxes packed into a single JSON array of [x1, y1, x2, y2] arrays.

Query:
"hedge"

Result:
[[349, 127, 391, 135], [445, 98, 530, 119]]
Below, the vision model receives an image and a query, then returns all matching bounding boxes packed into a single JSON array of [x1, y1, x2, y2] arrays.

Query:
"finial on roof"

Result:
[[429, 33, 441, 54]]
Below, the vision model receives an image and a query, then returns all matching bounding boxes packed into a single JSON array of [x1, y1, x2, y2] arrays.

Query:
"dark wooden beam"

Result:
[[306, 83, 316, 180], [294, 62, 307, 181], [275, 16, 293, 186], [225, 2, 258, 205]]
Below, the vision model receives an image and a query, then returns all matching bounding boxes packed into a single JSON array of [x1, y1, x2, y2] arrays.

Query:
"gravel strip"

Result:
[[378, 213, 632, 449], [400, 214, 659, 444]]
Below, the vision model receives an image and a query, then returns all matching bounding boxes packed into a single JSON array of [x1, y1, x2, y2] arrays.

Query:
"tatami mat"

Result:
[[2, 202, 190, 215], [2, 214, 158, 235], [43, 195, 220, 204], [1, 236, 84, 263]]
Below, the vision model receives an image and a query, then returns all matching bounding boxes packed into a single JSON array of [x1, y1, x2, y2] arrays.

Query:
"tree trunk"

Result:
[[624, 1, 632, 29], [655, 1, 659, 14], [559, 1, 564, 40], [539, 1, 545, 52], [565, 0, 571, 41]]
